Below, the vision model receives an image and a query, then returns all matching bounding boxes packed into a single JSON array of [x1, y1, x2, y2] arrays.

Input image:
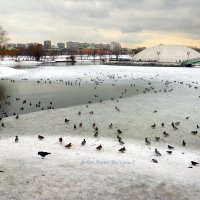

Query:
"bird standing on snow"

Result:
[[152, 159, 158, 163], [145, 138, 151, 145], [182, 140, 186, 146], [168, 145, 174, 149], [65, 143, 72, 149], [38, 135, 44, 140], [59, 137, 63, 144], [38, 151, 51, 158], [119, 147, 126, 153], [15, 136, 18, 143], [96, 144, 102, 150], [191, 161, 199, 166], [81, 139, 86, 146], [155, 149, 161, 156]]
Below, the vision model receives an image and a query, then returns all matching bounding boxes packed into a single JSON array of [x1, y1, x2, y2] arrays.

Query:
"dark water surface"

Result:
[[0, 79, 145, 118]]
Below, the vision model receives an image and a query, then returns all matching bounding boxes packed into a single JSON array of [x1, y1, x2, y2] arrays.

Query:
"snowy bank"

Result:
[[0, 65, 200, 199]]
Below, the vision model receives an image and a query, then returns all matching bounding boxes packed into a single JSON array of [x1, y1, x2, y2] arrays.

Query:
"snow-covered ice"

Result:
[[0, 65, 200, 199]]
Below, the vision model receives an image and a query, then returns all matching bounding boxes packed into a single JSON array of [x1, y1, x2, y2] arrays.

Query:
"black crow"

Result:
[[168, 145, 174, 149], [152, 159, 158, 163], [191, 161, 199, 166], [191, 131, 197, 135], [38, 151, 51, 158], [94, 131, 98, 137], [119, 147, 126, 153], [65, 143, 72, 149], [81, 139, 86, 146], [96, 144, 102, 150], [182, 140, 186, 146], [117, 135, 122, 141], [166, 151, 172, 154], [155, 149, 161, 156], [145, 138, 151, 145], [59, 137, 63, 144], [38, 135, 44, 140], [64, 118, 70, 123], [163, 131, 169, 137], [117, 129, 122, 134], [15, 136, 18, 143], [155, 136, 160, 141]]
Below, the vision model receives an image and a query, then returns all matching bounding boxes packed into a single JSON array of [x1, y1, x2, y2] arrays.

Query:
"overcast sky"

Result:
[[0, 0, 200, 47]]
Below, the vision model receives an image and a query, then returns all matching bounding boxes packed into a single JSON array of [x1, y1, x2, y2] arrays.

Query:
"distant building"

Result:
[[66, 41, 79, 49], [16, 43, 26, 49], [133, 44, 200, 63], [110, 42, 121, 51], [44, 40, 51, 49], [66, 41, 111, 51], [7, 43, 17, 48], [57, 42, 65, 49]]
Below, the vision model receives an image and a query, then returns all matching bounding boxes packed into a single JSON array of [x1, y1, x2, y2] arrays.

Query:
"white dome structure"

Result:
[[133, 45, 200, 63]]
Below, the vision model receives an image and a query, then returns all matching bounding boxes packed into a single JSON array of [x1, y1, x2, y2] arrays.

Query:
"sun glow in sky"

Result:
[[0, 0, 200, 48]]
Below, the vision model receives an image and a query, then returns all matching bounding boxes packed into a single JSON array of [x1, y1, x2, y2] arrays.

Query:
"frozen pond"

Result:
[[0, 77, 161, 118]]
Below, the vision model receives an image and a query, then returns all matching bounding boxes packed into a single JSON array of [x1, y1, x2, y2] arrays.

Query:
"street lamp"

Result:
[[157, 51, 160, 62], [187, 51, 190, 60]]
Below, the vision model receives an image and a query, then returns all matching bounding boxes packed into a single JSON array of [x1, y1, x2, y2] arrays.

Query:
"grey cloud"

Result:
[[0, 0, 199, 46]]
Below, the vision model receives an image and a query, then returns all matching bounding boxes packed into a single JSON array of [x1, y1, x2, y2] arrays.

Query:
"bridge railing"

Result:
[[181, 57, 200, 65]]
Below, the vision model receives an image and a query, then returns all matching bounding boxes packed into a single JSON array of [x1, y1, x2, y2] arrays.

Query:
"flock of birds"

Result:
[[0, 72, 200, 169]]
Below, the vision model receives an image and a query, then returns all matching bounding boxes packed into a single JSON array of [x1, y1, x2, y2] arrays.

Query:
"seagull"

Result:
[[15, 136, 18, 143], [119, 147, 126, 153], [155, 149, 161, 156], [38, 151, 51, 158], [145, 138, 151, 145], [65, 143, 72, 149], [38, 135, 44, 140], [96, 144, 102, 150], [81, 139, 86, 146]]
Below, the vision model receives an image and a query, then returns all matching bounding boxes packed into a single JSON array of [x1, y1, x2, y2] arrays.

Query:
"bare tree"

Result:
[[0, 26, 9, 48]]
